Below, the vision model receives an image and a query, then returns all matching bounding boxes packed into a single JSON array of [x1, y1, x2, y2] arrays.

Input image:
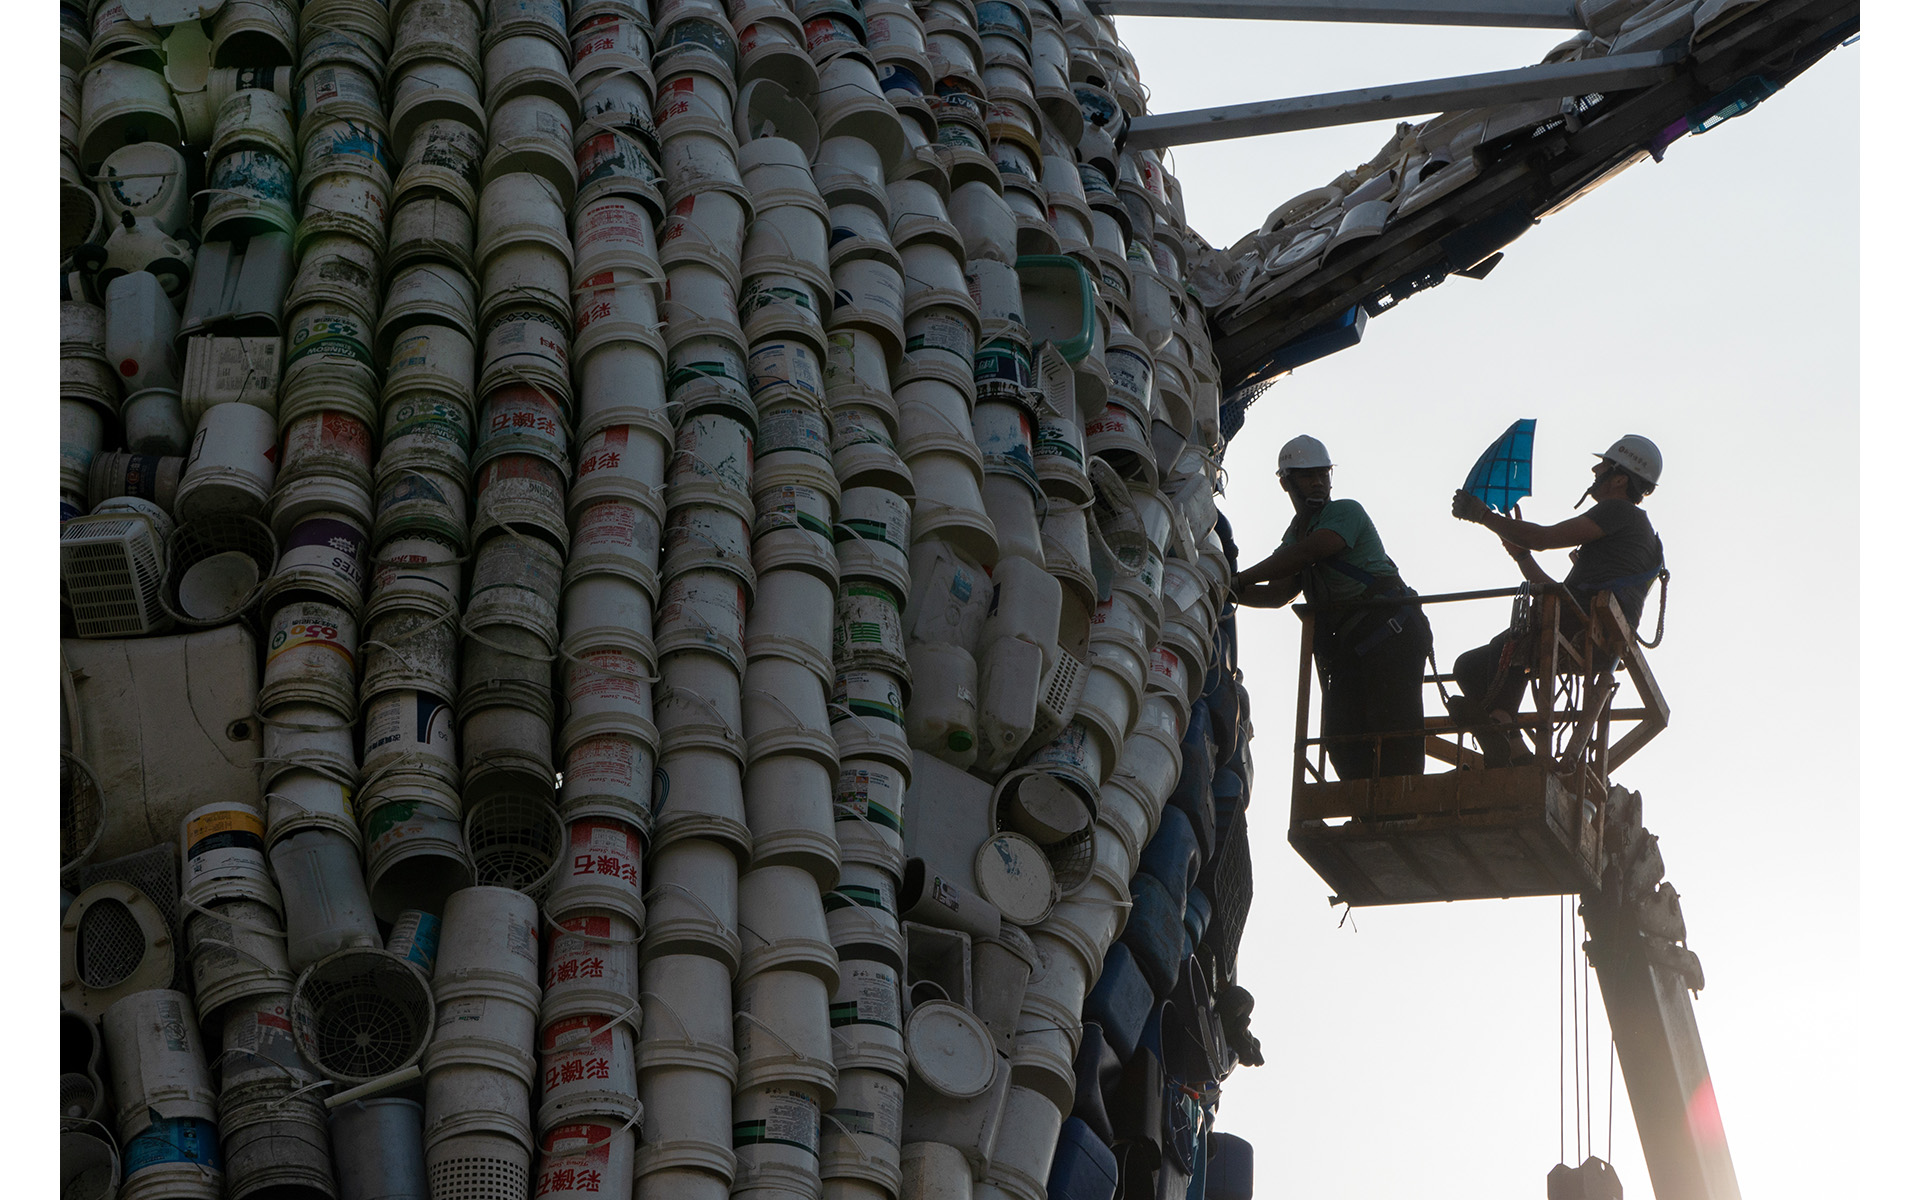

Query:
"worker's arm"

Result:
[[1452, 490, 1603, 551], [1233, 527, 1348, 596], [1502, 539, 1557, 586]]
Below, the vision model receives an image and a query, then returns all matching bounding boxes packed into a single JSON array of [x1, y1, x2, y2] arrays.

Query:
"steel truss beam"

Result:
[[1126, 47, 1684, 147], [1092, 0, 1582, 27]]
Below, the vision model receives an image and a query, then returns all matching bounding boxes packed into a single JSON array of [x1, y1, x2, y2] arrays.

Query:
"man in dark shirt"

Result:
[[1237, 435, 1433, 779], [1447, 435, 1664, 766]]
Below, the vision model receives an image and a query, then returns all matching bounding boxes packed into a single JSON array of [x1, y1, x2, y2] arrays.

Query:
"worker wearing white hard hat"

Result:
[[1447, 434, 1666, 766], [1235, 435, 1432, 779]]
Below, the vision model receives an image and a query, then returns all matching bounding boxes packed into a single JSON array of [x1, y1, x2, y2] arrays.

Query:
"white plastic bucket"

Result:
[[899, 1141, 972, 1200], [265, 767, 361, 848], [261, 600, 358, 716], [542, 912, 641, 1027], [744, 567, 836, 680], [474, 384, 570, 475], [537, 1016, 639, 1132], [180, 802, 274, 911], [830, 668, 912, 770], [823, 327, 893, 408], [560, 724, 660, 828], [573, 265, 664, 361], [655, 641, 746, 734], [664, 501, 756, 588], [735, 969, 837, 1093], [742, 751, 841, 889], [466, 532, 565, 640], [272, 829, 383, 970], [834, 486, 911, 589], [437, 886, 543, 993], [379, 391, 473, 482], [756, 400, 836, 472], [482, 96, 578, 206], [574, 127, 668, 214], [636, 1061, 736, 1181], [984, 1084, 1063, 1195], [752, 479, 837, 561], [824, 863, 904, 969], [833, 582, 908, 673], [737, 864, 839, 984], [638, 950, 736, 1064], [669, 411, 756, 499], [185, 899, 296, 1021], [905, 450, 997, 567], [217, 992, 317, 1094], [658, 127, 748, 206], [422, 1060, 534, 1149], [370, 529, 464, 618], [257, 702, 355, 787], [833, 756, 908, 868], [572, 12, 652, 77], [360, 687, 459, 786], [829, 957, 905, 1076], [822, 1066, 905, 1188], [425, 972, 541, 1087], [544, 815, 646, 925], [561, 569, 658, 649], [105, 990, 218, 1142], [373, 465, 469, 548], [360, 787, 474, 925], [568, 494, 666, 594], [827, 257, 906, 358], [574, 195, 661, 283], [655, 569, 749, 668], [733, 1082, 824, 1174], [659, 188, 752, 273], [643, 833, 742, 967], [535, 1122, 636, 1199]]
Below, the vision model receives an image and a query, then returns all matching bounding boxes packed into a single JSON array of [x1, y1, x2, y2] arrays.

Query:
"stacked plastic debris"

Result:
[[58, 2, 1264, 1200]]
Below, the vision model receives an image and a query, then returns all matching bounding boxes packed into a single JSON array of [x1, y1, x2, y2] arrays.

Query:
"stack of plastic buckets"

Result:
[[357, 0, 489, 932], [419, 885, 541, 1193], [455, 0, 578, 912], [737, 134, 844, 888]]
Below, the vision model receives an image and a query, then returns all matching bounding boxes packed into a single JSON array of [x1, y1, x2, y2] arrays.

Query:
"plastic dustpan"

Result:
[[1014, 254, 1095, 363]]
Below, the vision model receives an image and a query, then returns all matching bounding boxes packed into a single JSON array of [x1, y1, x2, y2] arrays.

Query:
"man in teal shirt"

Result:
[[1234, 436, 1432, 779]]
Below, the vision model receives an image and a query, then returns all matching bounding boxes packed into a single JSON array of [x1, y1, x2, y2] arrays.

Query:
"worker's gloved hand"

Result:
[[1216, 984, 1264, 1067], [1451, 489, 1491, 523]]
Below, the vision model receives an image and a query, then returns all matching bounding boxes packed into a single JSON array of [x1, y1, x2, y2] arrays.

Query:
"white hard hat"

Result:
[[1595, 434, 1662, 486], [1276, 434, 1333, 475]]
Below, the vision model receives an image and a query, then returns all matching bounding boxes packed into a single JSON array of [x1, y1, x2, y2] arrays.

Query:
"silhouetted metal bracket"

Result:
[[1126, 48, 1684, 148], [1091, 0, 1581, 27]]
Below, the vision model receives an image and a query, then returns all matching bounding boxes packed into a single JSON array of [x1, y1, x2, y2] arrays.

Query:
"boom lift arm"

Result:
[[1583, 786, 1742, 1200]]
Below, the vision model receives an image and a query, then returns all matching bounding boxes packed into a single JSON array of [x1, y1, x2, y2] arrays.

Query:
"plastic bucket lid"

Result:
[[903, 1000, 996, 1099], [973, 832, 1057, 926]]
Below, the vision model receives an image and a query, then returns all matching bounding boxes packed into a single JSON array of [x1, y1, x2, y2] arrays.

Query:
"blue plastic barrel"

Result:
[[1137, 806, 1199, 897], [1086, 942, 1156, 1061], [1122, 875, 1186, 997], [1071, 1021, 1116, 1143], [1047, 1117, 1120, 1200], [1204, 1133, 1253, 1200], [1183, 887, 1210, 949]]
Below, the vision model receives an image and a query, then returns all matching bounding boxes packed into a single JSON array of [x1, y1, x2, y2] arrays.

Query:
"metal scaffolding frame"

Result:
[[1092, 0, 1584, 26]]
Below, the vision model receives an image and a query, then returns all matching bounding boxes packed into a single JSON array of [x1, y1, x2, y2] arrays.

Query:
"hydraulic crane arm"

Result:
[[1583, 786, 1742, 1200]]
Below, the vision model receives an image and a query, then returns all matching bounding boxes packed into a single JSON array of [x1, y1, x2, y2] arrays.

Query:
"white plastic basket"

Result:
[[60, 514, 169, 638]]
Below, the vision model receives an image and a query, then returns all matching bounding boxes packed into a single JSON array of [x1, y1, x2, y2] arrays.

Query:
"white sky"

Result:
[[1112, 11, 1871, 1198]]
